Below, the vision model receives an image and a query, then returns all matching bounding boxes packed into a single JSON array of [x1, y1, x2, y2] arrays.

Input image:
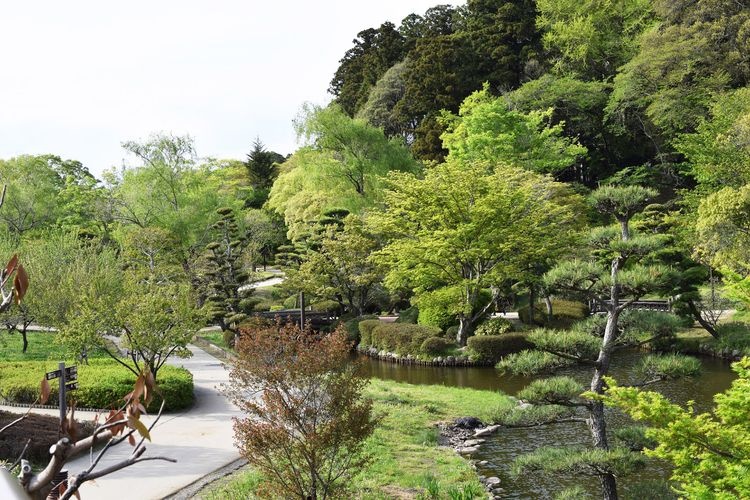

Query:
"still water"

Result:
[[361, 352, 738, 499]]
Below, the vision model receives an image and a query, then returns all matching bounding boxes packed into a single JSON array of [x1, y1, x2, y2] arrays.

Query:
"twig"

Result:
[[9, 439, 31, 471]]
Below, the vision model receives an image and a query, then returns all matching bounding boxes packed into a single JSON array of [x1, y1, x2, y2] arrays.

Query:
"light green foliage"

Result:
[[636, 354, 701, 380], [440, 85, 587, 175], [528, 328, 600, 362], [601, 358, 750, 499], [536, 0, 654, 79], [244, 209, 286, 270], [496, 350, 575, 376], [59, 269, 198, 379], [0, 155, 100, 237], [111, 134, 244, 273], [285, 215, 384, 316], [695, 185, 750, 275], [115, 278, 198, 377], [474, 317, 513, 336], [372, 160, 581, 344], [512, 446, 645, 477], [267, 104, 417, 241], [516, 376, 585, 406], [675, 88, 750, 189], [414, 286, 464, 331], [2, 234, 122, 357], [606, 0, 750, 138], [0, 359, 193, 412]]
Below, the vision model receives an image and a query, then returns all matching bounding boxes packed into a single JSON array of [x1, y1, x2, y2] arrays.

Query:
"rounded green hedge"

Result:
[[0, 359, 194, 412], [370, 323, 442, 356], [343, 315, 379, 344], [359, 319, 384, 346], [475, 317, 514, 336], [467, 334, 532, 364], [420, 337, 455, 356]]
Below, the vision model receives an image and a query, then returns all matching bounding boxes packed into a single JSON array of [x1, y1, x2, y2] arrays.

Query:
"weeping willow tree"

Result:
[[266, 103, 417, 242]]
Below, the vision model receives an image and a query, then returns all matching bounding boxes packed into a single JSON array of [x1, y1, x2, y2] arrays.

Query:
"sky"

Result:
[[0, 1, 452, 177]]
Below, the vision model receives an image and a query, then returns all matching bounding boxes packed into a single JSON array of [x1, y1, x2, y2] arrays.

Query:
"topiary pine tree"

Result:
[[498, 185, 699, 500], [203, 207, 252, 341]]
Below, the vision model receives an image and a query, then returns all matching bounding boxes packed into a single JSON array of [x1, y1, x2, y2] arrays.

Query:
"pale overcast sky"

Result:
[[0, 1, 452, 177]]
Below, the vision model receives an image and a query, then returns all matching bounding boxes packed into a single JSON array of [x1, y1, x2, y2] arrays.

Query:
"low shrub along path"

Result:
[[0, 344, 241, 500]]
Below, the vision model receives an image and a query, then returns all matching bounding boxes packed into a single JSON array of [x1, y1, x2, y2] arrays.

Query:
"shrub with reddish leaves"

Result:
[[226, 322, 378, 499]]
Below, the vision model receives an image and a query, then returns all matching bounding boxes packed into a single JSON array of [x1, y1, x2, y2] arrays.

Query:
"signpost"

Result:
[[45, 362, 77, 427]]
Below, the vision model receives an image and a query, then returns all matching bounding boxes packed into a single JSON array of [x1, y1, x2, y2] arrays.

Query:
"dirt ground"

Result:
[[0, 410, 94, 465]]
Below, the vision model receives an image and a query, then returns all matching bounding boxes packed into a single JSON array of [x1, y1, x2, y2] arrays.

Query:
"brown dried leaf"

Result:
[[4, 254, 18, 280], [128, 433, 136, 447], [105, 410, 126, 436], [40, 377, 51, 405], [130, 373, 146, 403], [13, 264, 28, 304]]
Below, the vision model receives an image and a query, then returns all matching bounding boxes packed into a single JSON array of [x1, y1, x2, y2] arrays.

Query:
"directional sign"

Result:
[[65, 366, 77, 377], [65, 382, 78, 391], [45, 370, 62, 380]]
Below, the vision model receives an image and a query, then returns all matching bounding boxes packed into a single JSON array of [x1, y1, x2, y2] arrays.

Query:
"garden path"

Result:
[[1, 344, 241, 499]]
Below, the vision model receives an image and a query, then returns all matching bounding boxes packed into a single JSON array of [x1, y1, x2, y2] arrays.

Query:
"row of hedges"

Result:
[[467, 334, 532, 363], [360, 320, 445, 357], [0, 359, 194, 412]]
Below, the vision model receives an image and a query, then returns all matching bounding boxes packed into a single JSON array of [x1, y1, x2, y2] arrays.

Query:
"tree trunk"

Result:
[[686, 299, 719, 338], [457, 315, 471, 346], [21, 329, 28, 354], [599, 473, 619, 500], [528, 285, 536, 324], [544, 295, 553, 322]]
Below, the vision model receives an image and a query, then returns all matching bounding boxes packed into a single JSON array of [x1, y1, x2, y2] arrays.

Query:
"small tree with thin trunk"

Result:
[[226, 322, 378, 499], [499, 186, 699, 500]]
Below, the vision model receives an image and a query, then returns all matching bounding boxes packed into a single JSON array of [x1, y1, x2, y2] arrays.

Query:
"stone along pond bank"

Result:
[[440, 416, 507, 498]]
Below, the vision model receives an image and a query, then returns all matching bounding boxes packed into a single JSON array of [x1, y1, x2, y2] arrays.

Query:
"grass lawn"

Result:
[[197, 331, 230, 350], [0, 330, 107, 362], [201, 379, 513, 499]]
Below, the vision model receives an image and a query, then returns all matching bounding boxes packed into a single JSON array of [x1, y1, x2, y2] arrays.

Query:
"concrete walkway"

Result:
[[2, 345, 241, 499]]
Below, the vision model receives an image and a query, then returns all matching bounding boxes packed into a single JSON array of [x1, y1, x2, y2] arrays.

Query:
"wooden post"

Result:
[[299, 291, 306, 330], [58, 362, 66, 429]]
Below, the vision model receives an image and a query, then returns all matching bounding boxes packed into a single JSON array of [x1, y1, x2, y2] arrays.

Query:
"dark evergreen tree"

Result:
[[203, 207, 252, 341], [244, 138, 285, 208]]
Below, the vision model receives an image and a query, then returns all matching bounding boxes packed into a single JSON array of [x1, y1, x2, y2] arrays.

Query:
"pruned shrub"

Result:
[[343, 315, 378, 344], [420, 337, 456, 356], [475, 317, 514, 336], [370, 323, 442, 356], [311, 300, 341, 314], [467, 334, 532, 363], [519, 299, 588, 328], [358, 319, 383, 346], [0, 359, 193, 412], [446, 325, 459, 340]]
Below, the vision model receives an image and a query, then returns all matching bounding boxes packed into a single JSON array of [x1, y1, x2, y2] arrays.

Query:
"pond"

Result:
[[360, 352, 738, 499]]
